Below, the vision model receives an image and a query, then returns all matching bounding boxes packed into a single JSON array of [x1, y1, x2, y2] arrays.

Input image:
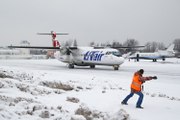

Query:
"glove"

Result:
[[152, 76, 157, 79]]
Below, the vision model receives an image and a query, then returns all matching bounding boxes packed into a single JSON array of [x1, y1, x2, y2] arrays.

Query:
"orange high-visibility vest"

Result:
[[131, 72, 142, 92]]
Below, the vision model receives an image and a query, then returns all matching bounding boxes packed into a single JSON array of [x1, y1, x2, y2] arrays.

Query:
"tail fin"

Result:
[[166, 44, 174, 52], [37, 31, 68, 48], [53, 39, 60, 47]]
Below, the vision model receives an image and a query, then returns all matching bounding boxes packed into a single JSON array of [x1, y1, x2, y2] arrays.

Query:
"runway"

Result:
[[0, 58, 180, 120]]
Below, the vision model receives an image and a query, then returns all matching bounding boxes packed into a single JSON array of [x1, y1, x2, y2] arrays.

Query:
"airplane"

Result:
[[129, 44, 175, 62], [8, 31, 144, 70]]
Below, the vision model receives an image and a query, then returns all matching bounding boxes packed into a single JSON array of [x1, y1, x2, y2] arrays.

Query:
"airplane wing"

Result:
[[93, 46, 145, 49], [111, 45, 145, 49], [67, 46, 78, 50], [8, 46, 60, 49], [8, 45, 78, 50], [129, 56, 162, 60]]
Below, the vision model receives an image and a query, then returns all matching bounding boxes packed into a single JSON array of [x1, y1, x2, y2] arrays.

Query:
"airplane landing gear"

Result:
[[113, 65, 119, 70], [68, 63, 74, 69], [152, 59, 157, 62], [90, 65, 95, 68], [162, 56, 165, 61]]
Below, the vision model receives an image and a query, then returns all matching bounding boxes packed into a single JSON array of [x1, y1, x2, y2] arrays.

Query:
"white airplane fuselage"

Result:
[[134, 50, 174, 58], [54, 47, 124, 70], [129, 44, 175, 62]]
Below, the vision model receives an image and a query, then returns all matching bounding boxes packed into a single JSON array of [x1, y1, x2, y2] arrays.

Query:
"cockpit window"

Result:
[[105, 51, 122, 57], [112, 51, 122, 57], [105, 52, 111, 55]]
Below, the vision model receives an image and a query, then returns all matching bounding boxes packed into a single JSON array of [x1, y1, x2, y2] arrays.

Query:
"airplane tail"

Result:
[[37, 31, 68, 48], [52, 39, 60, 48], [166, 44, 175, 52]]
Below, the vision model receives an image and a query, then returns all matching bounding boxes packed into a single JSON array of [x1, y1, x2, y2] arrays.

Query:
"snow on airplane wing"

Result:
[[8, 46, 78, 50], [8, 46, 60, 49], [129, 56, 163, 60]]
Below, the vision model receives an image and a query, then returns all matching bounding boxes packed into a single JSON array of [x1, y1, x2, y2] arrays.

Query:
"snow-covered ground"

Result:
[[0, 58, 180, 120]]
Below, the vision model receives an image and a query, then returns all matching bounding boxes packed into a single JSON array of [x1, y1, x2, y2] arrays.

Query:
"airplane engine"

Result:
[[60, 47, 71, 55]]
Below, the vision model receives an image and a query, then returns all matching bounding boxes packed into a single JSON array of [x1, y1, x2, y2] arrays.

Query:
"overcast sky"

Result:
[[0, 0, 180, 46]]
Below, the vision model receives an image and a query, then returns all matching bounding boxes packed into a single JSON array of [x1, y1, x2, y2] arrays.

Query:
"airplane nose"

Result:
[[114, 57, 124, 64], [119, 57, 125, 64]]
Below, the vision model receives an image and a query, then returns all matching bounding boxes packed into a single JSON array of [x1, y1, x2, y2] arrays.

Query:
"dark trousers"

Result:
[[122, 91, 144, 107]]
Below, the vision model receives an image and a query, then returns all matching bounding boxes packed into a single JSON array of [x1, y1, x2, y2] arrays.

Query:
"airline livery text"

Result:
[[84, 51, 104, 61]]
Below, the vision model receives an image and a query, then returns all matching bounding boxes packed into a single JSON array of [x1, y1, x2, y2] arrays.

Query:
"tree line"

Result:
[[64, 38, 180, 54], [89, 38, 180, 54]]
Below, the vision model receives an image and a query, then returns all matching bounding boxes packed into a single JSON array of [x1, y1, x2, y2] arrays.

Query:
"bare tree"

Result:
[[89, 41, 95, 47], [143, 41, 162, 52], [111, 41, 122, 48], [65, 40, 72, 47], [73, 39, 78, 47], [123, 39, 139, 47], [158, 42, 166, 50], [174, 39, 180, 52], [143, 42, 151, 52], [123, 39, 139, 52], [151, 41, 158, 52]]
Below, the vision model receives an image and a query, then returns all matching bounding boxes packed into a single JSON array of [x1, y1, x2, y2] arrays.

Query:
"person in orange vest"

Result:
[[121, 69, 157, 109]]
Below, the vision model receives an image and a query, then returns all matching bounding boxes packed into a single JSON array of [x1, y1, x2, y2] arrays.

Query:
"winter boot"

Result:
[[121, 101, 128, 105], [136, 106, 144, 109]]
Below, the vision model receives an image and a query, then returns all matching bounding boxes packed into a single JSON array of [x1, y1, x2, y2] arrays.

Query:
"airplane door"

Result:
[[136, 54, 139, 62]]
